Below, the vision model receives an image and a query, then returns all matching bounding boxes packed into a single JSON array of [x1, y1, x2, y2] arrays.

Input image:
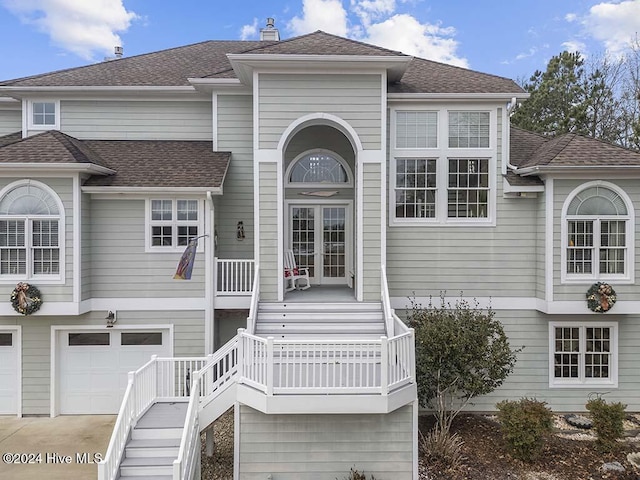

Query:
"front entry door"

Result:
[[290, 204, 349, 285]]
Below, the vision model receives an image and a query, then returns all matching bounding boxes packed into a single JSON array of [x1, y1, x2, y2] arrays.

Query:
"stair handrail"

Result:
[[246, 265, 260, 334], [173, 370, 201, 480], [97, 355, 158, 480], [381, 264, 394, 337], [199, 335, 239, 404]]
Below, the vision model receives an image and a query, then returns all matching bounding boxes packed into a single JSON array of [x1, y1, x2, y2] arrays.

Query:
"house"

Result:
[[0, 19, 639, 480]]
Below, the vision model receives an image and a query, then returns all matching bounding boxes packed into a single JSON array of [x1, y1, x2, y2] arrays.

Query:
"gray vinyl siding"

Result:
[[386, 181, 539, 298], [553, 179, 640, 300], [258, 73, 382, 150], [81, 192, 92, 301], [0, 108, 21, 136], [88, 198, 205, 298], [536, 191, 546, 299], [0, 310, 204, 415], [423, 309, 640, 412], [60, 100, 212, 140], [0, 177, 73, 301], [258, 163, 278, 300], [284, 125, 355, 167], [216, 95, 254, 259], [363, 163, 382, 301], [238, 404, 413, 480]]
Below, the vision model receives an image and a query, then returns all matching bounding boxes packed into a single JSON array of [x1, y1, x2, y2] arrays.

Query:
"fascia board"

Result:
[[516, 165, 640, 176], [0, 163, 115, 175], [81, 186, 224, 195], [388, 93, 529, 101], [0, 86, 204, 100]]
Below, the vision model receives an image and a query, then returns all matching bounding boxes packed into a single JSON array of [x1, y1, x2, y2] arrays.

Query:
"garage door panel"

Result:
[[58, 329, 170, 415], [0, 332, 18, 415]]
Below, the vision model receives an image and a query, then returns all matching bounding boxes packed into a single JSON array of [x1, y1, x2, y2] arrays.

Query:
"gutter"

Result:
[[0, 163, 115, 175], [516, 165, 640, 176], [81, 186, 224, 194]]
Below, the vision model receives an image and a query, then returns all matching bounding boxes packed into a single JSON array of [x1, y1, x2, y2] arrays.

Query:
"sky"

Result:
[[1, 0, 640, 83]]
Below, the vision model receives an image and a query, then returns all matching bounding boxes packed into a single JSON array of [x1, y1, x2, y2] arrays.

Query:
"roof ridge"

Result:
[[572, 131, 640, 155], [408, 55, 522, 86]]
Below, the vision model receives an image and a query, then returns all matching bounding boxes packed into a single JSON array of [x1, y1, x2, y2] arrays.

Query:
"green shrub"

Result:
[[339, 467, 376, 480], [586, 397, 626, 452], [496, 398, 554, 462]]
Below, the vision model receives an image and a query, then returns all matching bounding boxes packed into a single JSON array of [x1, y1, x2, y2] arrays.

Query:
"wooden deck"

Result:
[[283, 285, 356, 302], [136, 402, 188, 429]]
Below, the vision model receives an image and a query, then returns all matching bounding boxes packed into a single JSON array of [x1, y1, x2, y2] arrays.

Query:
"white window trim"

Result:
[[285, 149, 354, 188], [549, 321, 618, 388], [561, 181, 634, 284], [0, 180, 65, 285], [389, 105, 497, 227], [145, 198, 204, 253], [27, 100, 60, 131]]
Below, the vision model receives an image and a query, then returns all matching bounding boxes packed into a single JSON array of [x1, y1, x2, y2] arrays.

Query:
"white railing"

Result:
[[98, 356, 159, 480], [173, 372, 201, 480], [200, 336, 239, 402], [237, 330, 414, 395], [246, 266, 260, 334], [97, 356, 209, 480], [215, 258, 255, 295], [381, 265, 394, 337]]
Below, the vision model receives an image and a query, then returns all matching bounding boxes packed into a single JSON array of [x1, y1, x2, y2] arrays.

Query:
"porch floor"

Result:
[[283, 285, 356, 303], [136, 402, 188, 429]]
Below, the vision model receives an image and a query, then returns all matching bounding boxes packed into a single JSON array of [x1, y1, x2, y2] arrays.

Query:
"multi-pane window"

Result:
[[149, 199, 199, 249], [32, 102, 56, 126], [289, 153, 349, 184], [396, 111, 438, 148], [552, 324, 615, 386], [0, 182, 61, 279], [565, 185, 630, 279], [447, 158, 489, 218], [448, 111, 490, 148], [395, 159, 437, 218]]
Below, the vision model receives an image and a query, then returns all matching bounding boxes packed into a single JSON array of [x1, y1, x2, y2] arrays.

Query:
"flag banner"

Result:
[[173, 235, 207, 280]]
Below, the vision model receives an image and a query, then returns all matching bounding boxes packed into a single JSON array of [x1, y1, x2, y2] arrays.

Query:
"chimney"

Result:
[[114, 46, 123, 58], [260, 18, 280, 41]]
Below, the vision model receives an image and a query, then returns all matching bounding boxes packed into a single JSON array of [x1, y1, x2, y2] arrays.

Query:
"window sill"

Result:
[[389, 218, 496, 227], [549, 380, 617, 389], [0, 276, 65, 285], [561, 276, 633, 285], [145, 246, 204, 254]]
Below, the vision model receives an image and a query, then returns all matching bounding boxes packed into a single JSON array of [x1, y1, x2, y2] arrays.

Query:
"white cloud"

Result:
[[2, 0, 137, 60], [565, 13, 577, 22], [363, 14, 468, 67], [582, 0, 640, 54], [561, 40, 586, 54], [515, 47, 537, 61], [288, 0, 349, 37], [240, 18, 258, 40], [286, 0, 468, 68]]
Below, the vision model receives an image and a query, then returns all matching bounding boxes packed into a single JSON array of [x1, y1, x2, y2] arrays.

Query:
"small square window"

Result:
[[30, 101, 58, 129], [0, 333, 12, 346]]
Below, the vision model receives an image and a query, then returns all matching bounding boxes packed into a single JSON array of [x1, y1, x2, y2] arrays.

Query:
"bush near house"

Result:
[[496, 397, 554, 461], [408, 295, 521, 468], [586, 397, 627, 452]]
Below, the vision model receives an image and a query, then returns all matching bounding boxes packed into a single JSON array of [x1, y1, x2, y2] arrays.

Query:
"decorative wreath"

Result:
[[10, 282, 43, 315], [586, 282, 616, 313]]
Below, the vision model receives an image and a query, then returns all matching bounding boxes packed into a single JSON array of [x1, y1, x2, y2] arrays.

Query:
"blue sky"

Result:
[[1, 0, 640, 83]]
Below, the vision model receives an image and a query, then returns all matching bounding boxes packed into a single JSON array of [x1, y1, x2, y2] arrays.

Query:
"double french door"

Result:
[[289, 204, 350, 285]]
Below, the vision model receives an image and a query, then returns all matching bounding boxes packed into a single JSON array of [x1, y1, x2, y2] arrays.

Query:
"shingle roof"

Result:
[[0, 130, 108, 166], [0, 131, 22, 148], [82, 140, 230, 188], [0, 31, 524, 94], [518, 132, 640, 168]]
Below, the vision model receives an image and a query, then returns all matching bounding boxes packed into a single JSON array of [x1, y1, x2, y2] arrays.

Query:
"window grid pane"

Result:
[[567, 220, 594, 274], [33, 102, 56, 126], [152, 226, 172, 246], [396, 111, 438, 148], [395, 159, 437, 218], [177, 225, 198, 246], [447, 159, 489, 218], [554, 327, 580, 379], [177, 200, 198, 221], [448, 111, 490, 148], [291, 207, 315, 278], [585, 327, 611, 379], [600, 221, 625, 274], [0, 220, 26, 275], [151, 200, 172, 221]]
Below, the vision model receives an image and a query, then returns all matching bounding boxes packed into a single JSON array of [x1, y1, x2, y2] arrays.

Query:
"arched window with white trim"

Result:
[[0, 181, 63, 279], [286, 150, 352, 187], [563, 183, 633, 281]]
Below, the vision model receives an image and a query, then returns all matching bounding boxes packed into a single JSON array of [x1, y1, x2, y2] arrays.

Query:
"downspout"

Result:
[[505, 97, 518, 173], [206, 191, 215, 353]]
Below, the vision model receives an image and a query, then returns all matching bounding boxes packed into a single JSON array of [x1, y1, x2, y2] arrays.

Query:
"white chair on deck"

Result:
[[284, 249, 311, 292]]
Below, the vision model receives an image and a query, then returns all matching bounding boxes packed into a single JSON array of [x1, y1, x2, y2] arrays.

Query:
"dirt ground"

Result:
[[420, 414, 640, 480], [202, 409, 640, 480]]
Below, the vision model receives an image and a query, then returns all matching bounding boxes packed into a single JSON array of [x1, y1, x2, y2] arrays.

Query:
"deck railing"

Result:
[[173, 372, 201, 480], [237, 328, 414, 395], [97, 356, 210, 480], [381, 265, 394, 337], [215, 258, 255, 295], [246, 266, 260, 334]]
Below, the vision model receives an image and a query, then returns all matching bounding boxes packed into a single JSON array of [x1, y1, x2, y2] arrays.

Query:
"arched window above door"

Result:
[[286, 150, 352, 187]]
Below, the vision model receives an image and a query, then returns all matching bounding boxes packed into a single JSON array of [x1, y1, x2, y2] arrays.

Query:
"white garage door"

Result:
[[58, 329, 171, 414], [0, 330, 19, 415]]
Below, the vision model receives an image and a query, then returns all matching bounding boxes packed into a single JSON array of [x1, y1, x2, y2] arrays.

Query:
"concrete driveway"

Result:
[[0, 415, 115, 480]]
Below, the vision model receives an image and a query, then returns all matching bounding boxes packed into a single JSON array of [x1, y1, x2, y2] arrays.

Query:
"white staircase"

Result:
[[255, 302, 386, 339], [118, 403, 186, 479]]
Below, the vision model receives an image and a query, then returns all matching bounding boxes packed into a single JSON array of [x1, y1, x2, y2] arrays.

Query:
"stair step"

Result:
[[131, 427, 182, 440], [121, 457, 175, 467], [259, 302, 382, 311], [119, 476, 172, 480], [119, 456, 174, 476], [126, 438, 181, 449], [257, 312, 384, 322], [255, 323, 385, 333], [260, 333, 386, 340]]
